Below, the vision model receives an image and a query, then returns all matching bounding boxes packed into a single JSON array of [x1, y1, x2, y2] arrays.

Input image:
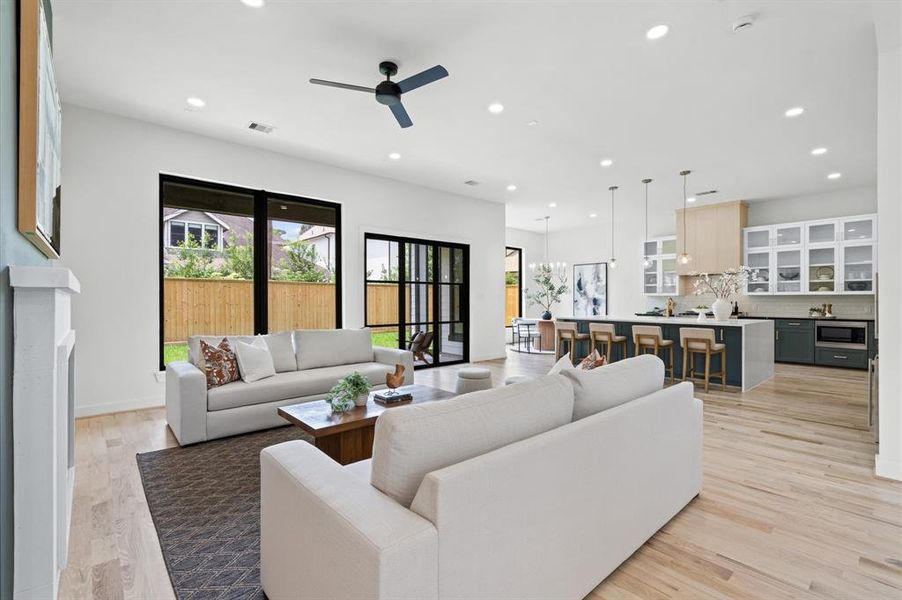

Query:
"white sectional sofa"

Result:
[[165, 328, 413, 445], [260, 355, 703, 599]]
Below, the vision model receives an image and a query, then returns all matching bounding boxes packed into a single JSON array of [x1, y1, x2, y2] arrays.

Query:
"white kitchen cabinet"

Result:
[[641, 236, 678, 295], [743, 213, 876, 296]]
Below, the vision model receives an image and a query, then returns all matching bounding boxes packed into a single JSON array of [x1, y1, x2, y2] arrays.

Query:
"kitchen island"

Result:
[[557, 315, 774, 391]]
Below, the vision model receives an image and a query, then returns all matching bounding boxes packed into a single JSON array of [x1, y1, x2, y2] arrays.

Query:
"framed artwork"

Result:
[[18, 0, 62, 258], [573, 262, 607, 317]]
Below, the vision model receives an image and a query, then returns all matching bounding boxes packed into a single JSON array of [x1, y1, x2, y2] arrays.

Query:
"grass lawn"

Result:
[[371, 330, 400, 348], [163, 343, 189, 365]]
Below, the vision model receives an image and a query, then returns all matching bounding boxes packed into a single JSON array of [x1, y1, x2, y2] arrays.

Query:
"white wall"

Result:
[[746, 186, 877, 226], [505, 227, 545, 318], [61, 105, 506, 416], [876, 41, 901, 481]]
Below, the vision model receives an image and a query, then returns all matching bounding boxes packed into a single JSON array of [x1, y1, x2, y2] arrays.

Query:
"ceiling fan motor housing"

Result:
[[375, 81, 402, 105]]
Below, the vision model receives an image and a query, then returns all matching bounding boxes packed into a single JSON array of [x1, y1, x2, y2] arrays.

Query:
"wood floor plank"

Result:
[[59, 352, 901, 600]]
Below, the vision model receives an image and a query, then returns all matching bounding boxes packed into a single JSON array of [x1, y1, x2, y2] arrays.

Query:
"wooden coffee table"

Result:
[[278, 384, 455, 465]]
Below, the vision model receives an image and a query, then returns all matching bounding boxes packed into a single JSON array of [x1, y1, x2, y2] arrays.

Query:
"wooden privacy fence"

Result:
[[505, 284, 520, 327], [163, 278, 402, 343]]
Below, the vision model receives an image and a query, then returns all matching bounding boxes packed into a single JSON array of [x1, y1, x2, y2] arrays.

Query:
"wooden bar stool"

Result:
[[555, 321, 590, 364], [632, 325, 674, 382], [680, 327, 727, 392], [589, 323, 627, 363]]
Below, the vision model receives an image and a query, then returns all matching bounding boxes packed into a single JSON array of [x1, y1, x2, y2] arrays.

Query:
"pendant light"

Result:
[[678, 170, 692, 265], [642, 178, 652, 268], [608, 186, 618, 269], [529, 216, 565, 271]]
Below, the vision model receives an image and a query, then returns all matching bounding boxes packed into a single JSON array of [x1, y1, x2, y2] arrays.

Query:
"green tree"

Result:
[[164, 232, 219, 278], [275, 240, 332, 282], [223, 232, 254, 280]]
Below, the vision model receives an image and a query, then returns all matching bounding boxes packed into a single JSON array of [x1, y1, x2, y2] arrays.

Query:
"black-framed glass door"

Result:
[[365, 233, 469, 368], [159, 174, 342, 369]]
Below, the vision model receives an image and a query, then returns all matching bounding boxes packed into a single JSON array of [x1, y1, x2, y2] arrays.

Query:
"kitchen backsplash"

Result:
[[646, 294, 875, 319]]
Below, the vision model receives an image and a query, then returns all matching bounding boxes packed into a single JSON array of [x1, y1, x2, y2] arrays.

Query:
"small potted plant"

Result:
[[809, 306, 824, 318], [693, 304, 709, 321], [326, 372, 373, 412]]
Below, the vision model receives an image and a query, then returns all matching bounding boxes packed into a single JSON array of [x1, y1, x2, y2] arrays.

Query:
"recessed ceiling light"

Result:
[[241, 0, 264, 7], [811, 147, 828, 156], [589, 213, 597, 218], [548, 202, 557, 208], [488, 103, 504, 114], [827, 172, 842, 180], [785, 106, 804, 118], [646, 25, 669, 40], [388, 152, 401, 160], [527, 120, 539, 127], [186, 97, 205, 108], [600, 159, 613, 167], [687, 197, 697, 203], [506, 184, 517, 191]]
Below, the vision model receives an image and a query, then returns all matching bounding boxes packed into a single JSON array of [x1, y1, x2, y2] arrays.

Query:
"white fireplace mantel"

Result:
[[10, 265, 80, 600]]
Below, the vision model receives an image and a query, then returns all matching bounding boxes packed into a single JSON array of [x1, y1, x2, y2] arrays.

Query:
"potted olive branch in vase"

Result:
[[691, 267, 753, 321], [525, 263, 569, 320], [326, 372, 373, 413]]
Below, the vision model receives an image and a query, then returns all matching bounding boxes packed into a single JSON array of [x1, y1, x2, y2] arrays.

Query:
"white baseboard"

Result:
[[469, 353, 507, 363], [876, 453, 902, 481], [75, 395, 164, 418]]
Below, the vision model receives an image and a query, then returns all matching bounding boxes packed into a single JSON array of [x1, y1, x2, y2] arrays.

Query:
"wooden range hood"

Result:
[[675, 200, 748, 278]]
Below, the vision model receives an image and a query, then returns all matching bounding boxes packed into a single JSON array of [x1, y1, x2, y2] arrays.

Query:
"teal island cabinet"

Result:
[[556, 315, 775, 392]]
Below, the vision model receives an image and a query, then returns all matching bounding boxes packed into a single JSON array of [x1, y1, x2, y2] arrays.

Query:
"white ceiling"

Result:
[[53, 0, 879, 232]]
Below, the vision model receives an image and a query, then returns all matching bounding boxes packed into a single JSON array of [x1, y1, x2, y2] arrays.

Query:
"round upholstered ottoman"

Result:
[[455, 367, 493, 394]]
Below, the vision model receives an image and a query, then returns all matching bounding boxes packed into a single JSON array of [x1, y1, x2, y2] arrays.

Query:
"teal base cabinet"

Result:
[[815, 347, 868, 369], [774, 320, 815, 364]]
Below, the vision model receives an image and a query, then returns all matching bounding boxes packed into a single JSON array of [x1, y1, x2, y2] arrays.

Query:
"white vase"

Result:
[[697, 311, 706, 322], [353, 392, 368, 407], [712, 298, 731, 321]]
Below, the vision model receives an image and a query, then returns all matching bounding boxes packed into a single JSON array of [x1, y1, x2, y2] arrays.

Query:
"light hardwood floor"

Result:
[[59, 351, 901, 599]]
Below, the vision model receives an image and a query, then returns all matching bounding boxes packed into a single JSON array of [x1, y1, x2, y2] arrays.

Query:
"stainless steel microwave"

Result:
[[815, 320, 868, 350]]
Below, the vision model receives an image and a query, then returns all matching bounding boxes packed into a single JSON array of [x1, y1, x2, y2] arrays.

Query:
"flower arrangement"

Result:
[[691, 267, 753, 300], [525, 263, 569, 319], [326, 372, 372, 412]]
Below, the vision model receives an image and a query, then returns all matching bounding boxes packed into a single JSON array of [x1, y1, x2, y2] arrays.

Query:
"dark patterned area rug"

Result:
[[137, 426, 312, 600]]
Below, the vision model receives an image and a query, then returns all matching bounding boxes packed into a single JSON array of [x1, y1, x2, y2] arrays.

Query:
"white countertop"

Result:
[[557, 315, 773, 328]]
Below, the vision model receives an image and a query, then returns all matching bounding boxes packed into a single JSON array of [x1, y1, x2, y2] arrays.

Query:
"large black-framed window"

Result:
[[505, 246, 523, 327], [364, 233, 469, 369], [159, 174, 342, 369]]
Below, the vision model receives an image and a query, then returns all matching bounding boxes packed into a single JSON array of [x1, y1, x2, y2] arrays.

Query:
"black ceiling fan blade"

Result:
[[396, 65, 448, 94], [309, 78, 376, 93], [390, 102, 413, 128]]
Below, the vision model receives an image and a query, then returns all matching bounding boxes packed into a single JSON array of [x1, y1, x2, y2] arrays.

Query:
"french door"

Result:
[[364, 233, 469, 369]]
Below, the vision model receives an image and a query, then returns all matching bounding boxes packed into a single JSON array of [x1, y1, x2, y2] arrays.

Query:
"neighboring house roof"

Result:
[[162, 208, 232, 231], [297, 225, 334, 243]]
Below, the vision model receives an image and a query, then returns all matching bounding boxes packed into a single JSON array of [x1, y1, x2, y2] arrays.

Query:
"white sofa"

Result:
[[260, 355, 703, 599], [165, 328, 413, 445]]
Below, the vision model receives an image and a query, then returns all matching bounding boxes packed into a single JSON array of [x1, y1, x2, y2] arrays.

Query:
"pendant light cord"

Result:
[[608, 186, 618, 260], [680, 170, 691, 254]]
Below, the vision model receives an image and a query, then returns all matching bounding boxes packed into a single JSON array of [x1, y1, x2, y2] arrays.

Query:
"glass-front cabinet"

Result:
[[744, 213, 877, 296], [641, 237, 677, 295]]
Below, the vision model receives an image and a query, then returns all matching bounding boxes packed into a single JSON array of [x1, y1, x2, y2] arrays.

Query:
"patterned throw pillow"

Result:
[[200, 338, 240, 389], [578, 349, 607, 371]]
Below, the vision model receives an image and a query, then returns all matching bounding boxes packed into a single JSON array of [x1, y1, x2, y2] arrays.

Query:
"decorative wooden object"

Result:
[[18, 0, 62, 258], [385, 364, 406, 391]]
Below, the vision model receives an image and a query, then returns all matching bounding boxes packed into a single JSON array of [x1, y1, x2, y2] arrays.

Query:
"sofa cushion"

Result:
[[234, 338, 277, 383], [560, 354, 664, 421], [188, 335, 255, 368], [206, 361, 393, 412], [264, 331, 296, 373], [294, 329, 374, 370], [370, 374, 574, 507]]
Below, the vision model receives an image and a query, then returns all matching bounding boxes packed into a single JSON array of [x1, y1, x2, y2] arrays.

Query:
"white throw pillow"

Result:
[[560, 354, 665, 421], [548, 353, 575, 375], [262, 331, 296, 373], [234, 338, 276, 383]]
